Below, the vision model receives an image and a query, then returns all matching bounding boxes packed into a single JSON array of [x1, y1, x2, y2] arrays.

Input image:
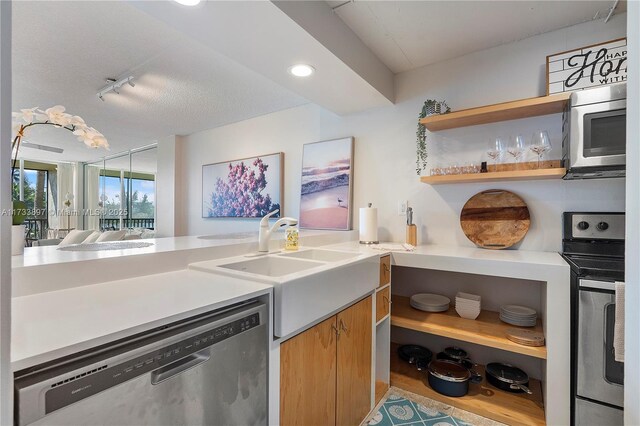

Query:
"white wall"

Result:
[[178, 14, 627, 252], [0, 2, 11, 424], [624, 3, 639, 425]]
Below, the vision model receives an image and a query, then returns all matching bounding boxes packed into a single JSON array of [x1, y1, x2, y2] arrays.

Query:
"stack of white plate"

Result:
[[499, 305, 537, 327], [410, 293, 450, 312], [455, 292, 481, 320]]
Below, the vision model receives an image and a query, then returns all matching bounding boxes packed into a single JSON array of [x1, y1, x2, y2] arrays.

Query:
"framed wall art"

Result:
[[299, 137, 354, 230], [202, 152, 283, 218], [546, 38, 627, 95]]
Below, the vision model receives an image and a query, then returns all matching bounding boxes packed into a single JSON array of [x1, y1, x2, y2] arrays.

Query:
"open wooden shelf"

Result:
[[420, 167, 566, 185], [390, 343, 545, 425], [419, 92, 571, 131], [391, 295, 547, 359]]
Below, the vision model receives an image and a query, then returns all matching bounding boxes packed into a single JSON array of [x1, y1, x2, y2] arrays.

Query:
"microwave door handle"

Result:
[[150, 348, 210, 385]]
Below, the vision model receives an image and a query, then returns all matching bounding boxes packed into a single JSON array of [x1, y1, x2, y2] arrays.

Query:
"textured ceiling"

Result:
[[328, 0, 627, 73], [12, 1, 308, 163]]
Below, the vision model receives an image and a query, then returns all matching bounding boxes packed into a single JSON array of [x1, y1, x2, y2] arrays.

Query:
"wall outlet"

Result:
[[398, 200, 408, 216]]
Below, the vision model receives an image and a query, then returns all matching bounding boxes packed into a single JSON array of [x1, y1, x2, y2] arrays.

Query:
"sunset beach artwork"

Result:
[[299, 138, 354, 230], [202, 153, 283, 218]]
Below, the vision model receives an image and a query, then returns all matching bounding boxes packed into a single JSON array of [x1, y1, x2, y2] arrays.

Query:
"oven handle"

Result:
[[579, 279, 616, 291], [150, 348, 211, 385]]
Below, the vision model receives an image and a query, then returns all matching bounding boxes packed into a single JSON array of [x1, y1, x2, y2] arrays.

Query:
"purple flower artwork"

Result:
[[202, 153, 283, 218]]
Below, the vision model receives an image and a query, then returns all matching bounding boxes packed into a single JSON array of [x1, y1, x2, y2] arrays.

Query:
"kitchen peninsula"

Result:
[[12, 233, 569, 425]]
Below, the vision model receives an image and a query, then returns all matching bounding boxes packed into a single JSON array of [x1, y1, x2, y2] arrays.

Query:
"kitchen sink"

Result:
[[190, 250, 379, 337], [279, 249, 359, 262], [217, 256, 322, 277]]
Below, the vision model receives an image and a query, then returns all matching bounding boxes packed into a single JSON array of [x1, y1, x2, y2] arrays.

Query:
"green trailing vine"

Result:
[[416, 100, 450, 175]]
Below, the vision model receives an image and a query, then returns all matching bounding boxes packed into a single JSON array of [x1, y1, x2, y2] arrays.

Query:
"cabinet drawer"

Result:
[[376, 287, 390, 322], [379, 255, 391, 287]]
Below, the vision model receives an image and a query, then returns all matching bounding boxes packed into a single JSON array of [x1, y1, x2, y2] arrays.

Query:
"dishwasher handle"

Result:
[[151, 348, 211, 385]]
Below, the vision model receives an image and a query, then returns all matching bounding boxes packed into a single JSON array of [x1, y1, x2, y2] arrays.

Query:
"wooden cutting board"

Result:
[[460, 189, 530, 249]]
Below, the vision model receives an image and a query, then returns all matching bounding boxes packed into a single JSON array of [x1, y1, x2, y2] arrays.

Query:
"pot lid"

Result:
[[443, 346, 468, 360], [398, 345, 432, 364], [428, 359, 470, 383], [486, 362, 529, 384]]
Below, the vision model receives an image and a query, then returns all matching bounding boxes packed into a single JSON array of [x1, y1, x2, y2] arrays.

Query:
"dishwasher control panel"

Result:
[[42, 311, 261, 415]]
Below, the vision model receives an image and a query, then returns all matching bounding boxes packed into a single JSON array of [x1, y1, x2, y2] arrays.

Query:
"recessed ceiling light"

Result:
[[174, 0, 201, 6], [288, 64, 315, 77]]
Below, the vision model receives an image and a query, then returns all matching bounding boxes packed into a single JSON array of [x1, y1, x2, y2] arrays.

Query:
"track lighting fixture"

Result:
[[97, 76, 135, 101]]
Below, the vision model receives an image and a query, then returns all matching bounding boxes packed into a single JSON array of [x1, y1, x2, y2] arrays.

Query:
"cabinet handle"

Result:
[[331, 323, 340, 337], [339, 319, 348, 333], [383, 295, 391, 306]]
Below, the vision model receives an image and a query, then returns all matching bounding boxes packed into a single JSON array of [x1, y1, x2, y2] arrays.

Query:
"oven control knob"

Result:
[[597, 222, 609, 231], [577, 221, 590, 230]]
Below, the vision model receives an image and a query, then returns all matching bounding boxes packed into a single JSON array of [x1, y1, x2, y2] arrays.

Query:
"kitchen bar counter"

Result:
[[12, 231, 356, 297], [12, 269, 272, 371]]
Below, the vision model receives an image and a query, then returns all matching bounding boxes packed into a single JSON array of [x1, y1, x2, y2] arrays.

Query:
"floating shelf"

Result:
[[390, 343, 545, 426], [420, 167, 566, 185], [419, 92, 571, 131], [390, 295, 547, 359]]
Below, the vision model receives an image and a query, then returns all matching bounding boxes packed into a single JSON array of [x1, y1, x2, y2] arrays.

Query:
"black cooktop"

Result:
[[561, 253, 625, 281]]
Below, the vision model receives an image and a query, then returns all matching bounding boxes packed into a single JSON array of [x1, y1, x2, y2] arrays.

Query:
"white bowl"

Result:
[[456, 306, 480, 320]]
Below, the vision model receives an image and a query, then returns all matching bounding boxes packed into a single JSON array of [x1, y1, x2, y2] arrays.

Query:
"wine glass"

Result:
[[487, 138, 506, 172], [530, 130, 552, 168], [507, 135, 528, 166]]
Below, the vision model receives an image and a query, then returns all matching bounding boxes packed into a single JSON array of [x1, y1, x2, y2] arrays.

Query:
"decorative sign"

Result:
[[546, 38, 627, 95]]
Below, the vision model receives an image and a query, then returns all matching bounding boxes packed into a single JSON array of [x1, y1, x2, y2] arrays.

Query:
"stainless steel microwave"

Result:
[[563, 83, 626, 179]]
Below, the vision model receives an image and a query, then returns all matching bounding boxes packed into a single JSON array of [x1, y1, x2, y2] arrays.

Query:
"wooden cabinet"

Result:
[[280, 296, 372, 426], [379, 255, 391, 287], [376, 287, 390, 322], [280, 316, 338, 426], [336, 297, 373, 426]]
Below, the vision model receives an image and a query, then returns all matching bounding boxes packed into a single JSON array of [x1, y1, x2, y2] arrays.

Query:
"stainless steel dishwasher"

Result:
[[15, 300, 268, 426]]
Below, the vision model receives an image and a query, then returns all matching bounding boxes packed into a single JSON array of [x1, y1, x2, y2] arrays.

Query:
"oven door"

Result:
[[570, 100, 626, 169], [577, 279, 624, 408]]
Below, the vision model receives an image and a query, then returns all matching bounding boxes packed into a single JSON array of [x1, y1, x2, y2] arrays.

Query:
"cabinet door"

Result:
[[376, 287, 391, 322], [379, 255, 391, 287], [336, 296, 373, 426], [280, 316, 337, 426]]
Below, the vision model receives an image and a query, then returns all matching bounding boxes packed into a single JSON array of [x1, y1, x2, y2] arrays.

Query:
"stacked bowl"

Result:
[[499, 305, 537, 327], [455, 292, 481, 320]]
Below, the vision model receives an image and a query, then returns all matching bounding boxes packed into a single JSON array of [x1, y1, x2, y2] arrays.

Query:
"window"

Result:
[[12, 167, 49, 217], [130, 177, 155, 219]]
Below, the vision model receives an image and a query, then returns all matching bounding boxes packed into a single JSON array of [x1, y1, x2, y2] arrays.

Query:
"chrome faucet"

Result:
[[258, 209, 298, 253]]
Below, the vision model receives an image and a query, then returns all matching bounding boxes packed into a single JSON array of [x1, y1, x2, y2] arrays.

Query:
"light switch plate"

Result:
[[398, 200, 408, 216]]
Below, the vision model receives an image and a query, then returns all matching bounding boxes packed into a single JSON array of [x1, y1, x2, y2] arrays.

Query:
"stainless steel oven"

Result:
[[563, 83, 626, 179], [576, 279, 624, 425], [562, 212, 625, 425]]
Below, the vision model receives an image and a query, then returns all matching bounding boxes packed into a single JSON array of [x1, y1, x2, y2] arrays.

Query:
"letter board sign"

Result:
[[546, 38, 627, 95]]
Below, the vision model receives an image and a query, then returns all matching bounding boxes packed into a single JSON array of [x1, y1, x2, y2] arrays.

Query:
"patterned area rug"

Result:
[[368, 393, 472, 426]]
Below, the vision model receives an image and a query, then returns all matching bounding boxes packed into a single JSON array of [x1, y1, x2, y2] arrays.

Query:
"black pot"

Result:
[[436, 347, 474, 369], [485, 362, 532, 394], [427, 359, 482, 397], [398, 345, 432, 371]]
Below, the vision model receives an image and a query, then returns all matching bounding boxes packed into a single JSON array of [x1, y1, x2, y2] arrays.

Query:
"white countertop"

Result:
[[11, 269, 272, 371], [324, 241, 569, 280]]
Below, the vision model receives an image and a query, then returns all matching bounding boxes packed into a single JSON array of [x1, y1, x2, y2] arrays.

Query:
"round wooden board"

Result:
[[460, 189, 530, 250]]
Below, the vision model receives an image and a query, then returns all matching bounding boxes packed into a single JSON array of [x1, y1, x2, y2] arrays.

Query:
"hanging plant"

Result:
[[416, 100, 450, 175]]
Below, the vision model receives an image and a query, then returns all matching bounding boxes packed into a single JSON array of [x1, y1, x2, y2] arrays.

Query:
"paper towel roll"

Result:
[[359, 205, 379, 244]]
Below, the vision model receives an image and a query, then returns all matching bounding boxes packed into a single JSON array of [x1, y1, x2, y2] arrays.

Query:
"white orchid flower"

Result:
[[12, 107, 40, 123], [43, 105, 72, 127], [90, 135, 109, 149], [69, 115, 86, 128]]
